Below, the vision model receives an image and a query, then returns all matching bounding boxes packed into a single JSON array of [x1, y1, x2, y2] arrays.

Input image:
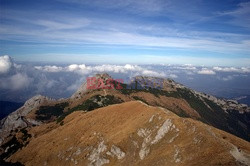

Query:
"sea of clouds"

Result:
[[1, 55, 250, 102]]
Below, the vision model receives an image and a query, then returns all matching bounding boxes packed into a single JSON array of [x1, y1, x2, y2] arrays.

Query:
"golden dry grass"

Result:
[[8, 101, 250, 166]]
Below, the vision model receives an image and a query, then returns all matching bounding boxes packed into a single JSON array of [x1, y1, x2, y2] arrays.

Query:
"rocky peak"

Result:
[[95, 73, 112, 80], [131, 76, 184, 91], [71, 73, 113, 100]]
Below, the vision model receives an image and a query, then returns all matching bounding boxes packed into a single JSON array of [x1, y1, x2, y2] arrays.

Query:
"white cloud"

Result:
[[10, 73, 32, 90], [213, 66, 237, 72], [241, 67, 250, 73], [183, 66, 197, 70], [34, 63, 166, 77], [169, 74, 178, 78], [67, 64, 87, 71], [0, 55, 13, 74], [91, 64, 127, 73], [0, 73, 32, 90], [213, 66, 250, 73], [141, 70, 166, 77], [124, 64, 137, 70], [35, 65, 63, 72], [174, 65, 197, 70], [197, 68, 216, 75], [222, 75, 234, 81]]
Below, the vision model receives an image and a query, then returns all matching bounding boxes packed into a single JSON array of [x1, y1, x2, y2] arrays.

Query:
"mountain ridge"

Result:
[[1, 73, 250, 165], [1, 73, 250, 143], [5, 101, 250, 166]]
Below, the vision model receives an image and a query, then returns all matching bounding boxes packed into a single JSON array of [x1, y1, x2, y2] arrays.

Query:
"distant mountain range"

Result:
[[1, 73, 250, 165], [0, 101, 23, 120]]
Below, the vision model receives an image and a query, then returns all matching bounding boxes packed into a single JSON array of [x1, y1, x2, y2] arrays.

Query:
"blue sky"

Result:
[[0, 0, 250, 66]]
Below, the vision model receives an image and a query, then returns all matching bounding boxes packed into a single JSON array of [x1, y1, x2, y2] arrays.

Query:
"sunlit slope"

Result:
[[9, 101, 250, 166]]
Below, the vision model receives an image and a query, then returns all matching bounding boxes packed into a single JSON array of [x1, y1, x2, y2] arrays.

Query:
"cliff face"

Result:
[[7, 101, 250, 166]]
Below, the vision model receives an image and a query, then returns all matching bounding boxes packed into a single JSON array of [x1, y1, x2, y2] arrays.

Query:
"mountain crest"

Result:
[[71, 73, 113, 100]]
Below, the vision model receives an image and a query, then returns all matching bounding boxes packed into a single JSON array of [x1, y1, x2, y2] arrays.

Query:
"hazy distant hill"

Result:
[[0, 101, 23, 120]]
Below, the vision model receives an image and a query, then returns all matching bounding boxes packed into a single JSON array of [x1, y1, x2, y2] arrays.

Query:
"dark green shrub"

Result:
[[36, 102, 69, 121]]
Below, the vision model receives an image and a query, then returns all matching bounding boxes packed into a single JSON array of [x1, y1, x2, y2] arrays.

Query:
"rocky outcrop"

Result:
[[70, 73, 112, 100], [0, 95, 53, 145], [194, 91, 250, 113]]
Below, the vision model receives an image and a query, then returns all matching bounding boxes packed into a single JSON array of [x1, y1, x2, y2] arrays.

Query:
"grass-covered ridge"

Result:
[[120, 82, 250, 141], [57, 95, 124, 124]]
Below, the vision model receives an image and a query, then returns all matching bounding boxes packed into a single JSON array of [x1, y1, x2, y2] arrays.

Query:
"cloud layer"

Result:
[[197, 68, 216, 75], [34, 64, 166, 77], [0, 55, 250, 102]]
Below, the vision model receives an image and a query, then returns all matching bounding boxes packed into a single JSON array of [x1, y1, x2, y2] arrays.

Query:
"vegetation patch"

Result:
[[226, 109, 250, 141], [132, 96, 149, 105], [20, 128, 32, 143], [176, 88, 226, 126], [119, 82, 180, 98], [175, 88, 250, 141], [36, 102, 69, 121]]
